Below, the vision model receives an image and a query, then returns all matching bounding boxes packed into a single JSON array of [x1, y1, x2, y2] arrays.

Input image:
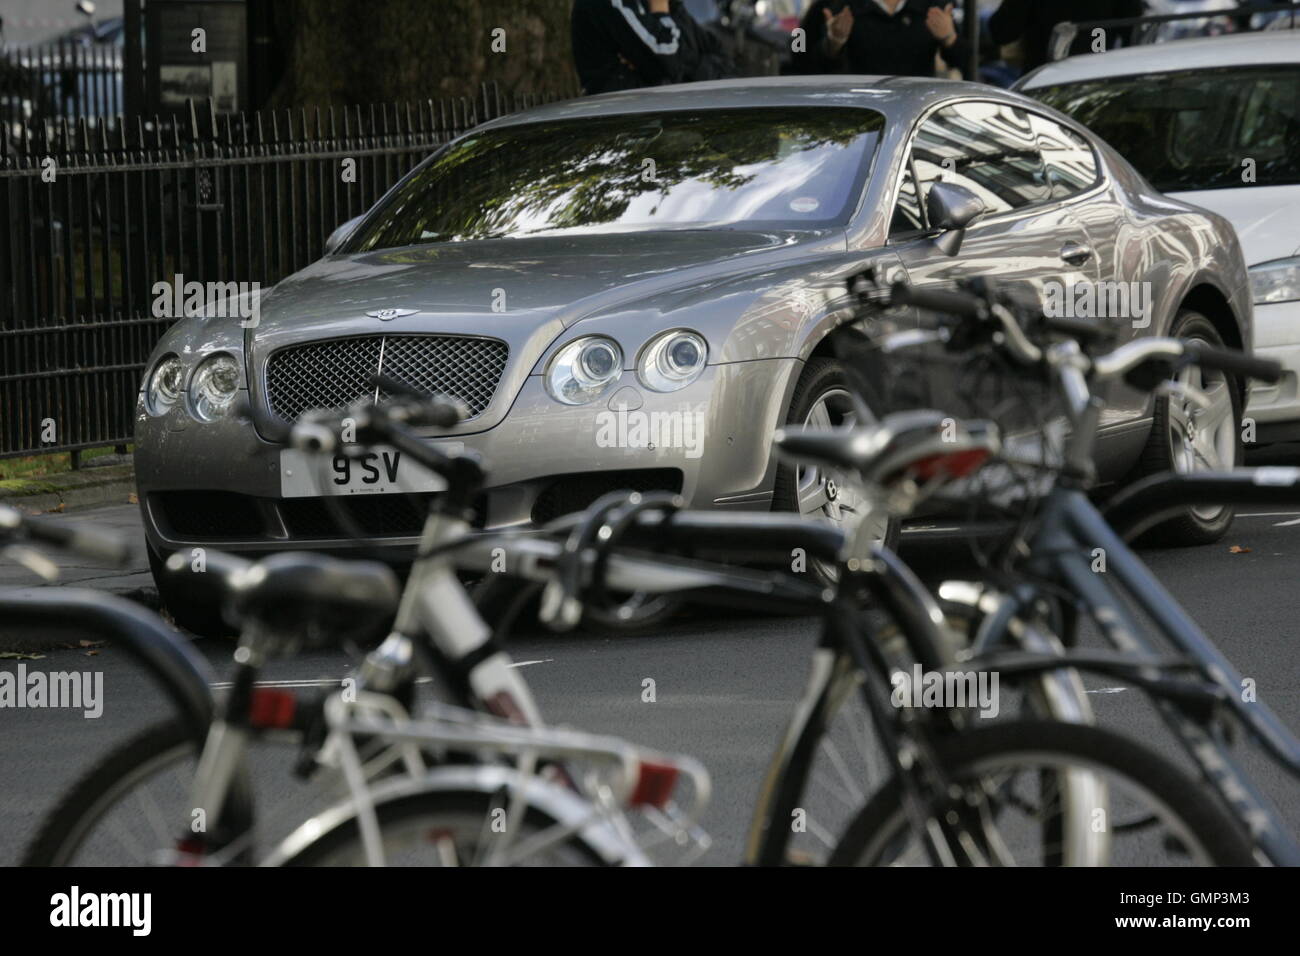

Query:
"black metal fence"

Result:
[[1, 41, 125, 124], [0, 84, 571, 459]]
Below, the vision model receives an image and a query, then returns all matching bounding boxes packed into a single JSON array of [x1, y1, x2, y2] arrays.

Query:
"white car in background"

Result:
[[1018, 31, 1300, 442]]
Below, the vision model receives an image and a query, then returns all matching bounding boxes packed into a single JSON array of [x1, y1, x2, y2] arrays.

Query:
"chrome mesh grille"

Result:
[[264, 334, 508, 422]]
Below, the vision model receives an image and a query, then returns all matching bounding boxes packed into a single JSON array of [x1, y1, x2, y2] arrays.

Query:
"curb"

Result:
[[0, 463, 137, 514]]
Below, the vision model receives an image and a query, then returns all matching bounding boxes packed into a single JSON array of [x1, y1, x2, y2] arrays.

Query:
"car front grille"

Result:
[[264, 334, 508, 423]]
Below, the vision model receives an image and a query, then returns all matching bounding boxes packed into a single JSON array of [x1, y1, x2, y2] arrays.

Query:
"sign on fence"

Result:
[[146, 0, 248, 116]]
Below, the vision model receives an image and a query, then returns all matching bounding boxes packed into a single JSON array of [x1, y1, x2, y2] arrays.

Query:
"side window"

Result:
[[890, 164, 925, 237], [1029, 113, 1100, 199], [911, 102, 1050, 216]]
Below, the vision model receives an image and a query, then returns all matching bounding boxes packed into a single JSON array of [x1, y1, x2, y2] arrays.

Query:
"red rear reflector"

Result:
[[908, 448, 990, 481], [174, 836, 206, 866], [630, 759, 680, 809], [248, 687, 297, 729]]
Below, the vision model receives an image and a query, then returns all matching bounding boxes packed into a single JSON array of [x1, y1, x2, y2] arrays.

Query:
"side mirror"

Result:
[[323, 214, 364, 255], [926, 182, 984, 257]]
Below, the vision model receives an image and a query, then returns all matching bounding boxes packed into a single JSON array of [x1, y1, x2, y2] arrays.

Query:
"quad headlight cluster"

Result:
[[544, 330, 708, 405], [145, 353, 241, 420]]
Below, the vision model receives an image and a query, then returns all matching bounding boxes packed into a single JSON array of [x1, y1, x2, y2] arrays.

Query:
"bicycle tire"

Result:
[[827, 720, 1257, 867], [22, 719, 251, 866]]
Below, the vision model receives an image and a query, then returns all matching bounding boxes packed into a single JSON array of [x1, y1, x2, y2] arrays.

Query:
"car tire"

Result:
[[1131, 309, 1242, 547], [772, 357, 900, 575], [146, 541, 235, 639]]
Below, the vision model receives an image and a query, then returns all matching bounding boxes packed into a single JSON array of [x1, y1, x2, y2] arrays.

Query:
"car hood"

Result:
[[253, 228, 830, 331], [244, 228, 841, 435], [1168, 186, 1300, 266]]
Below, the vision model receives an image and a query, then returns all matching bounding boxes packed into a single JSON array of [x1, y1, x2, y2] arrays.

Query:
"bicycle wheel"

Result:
[[828, 720, 1257, 866], [23, 719, 253, 867], [277, 790, 612, 866], [748, 606, 965, 867]]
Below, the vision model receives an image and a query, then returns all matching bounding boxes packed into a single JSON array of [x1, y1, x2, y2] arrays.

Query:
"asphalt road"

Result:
[[1, 501, 1298, 865]]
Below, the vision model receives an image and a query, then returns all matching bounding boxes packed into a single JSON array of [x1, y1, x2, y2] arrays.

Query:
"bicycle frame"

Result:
[[970, 482, 1300, 866], [256, 691, 711, 867]]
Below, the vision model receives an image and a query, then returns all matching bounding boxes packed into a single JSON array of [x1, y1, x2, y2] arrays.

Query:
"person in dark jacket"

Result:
[[988, 0, 1145, 72], [791, 1, 970, 79], [571, 0, 732, 95]]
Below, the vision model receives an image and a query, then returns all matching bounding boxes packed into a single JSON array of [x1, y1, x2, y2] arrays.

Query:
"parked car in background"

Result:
[[1144, 0, 1240, 40], [134, 77, 1254, 634], [1019, 31, 1300, 442]]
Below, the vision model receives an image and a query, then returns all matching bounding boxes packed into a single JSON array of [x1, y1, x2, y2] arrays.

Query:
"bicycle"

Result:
[[16, 399, 709, 867], [824, 278, 1300, 867]]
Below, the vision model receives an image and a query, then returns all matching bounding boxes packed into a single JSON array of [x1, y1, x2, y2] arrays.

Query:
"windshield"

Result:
[[1028, 66, 1300, 191], [344, 107, 885, 251]]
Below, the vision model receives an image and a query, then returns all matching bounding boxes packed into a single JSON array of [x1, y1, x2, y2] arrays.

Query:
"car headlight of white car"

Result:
[[145, 354, 185, 415], [639, 330, 708, 392], [1250, 257, 1300, 305], [189, 353, 241, 421], [545, 336, 624, 405]]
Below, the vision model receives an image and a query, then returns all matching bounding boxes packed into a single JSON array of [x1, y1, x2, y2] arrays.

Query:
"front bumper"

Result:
[[135, 358, 802, 554], [1244, 301, 1300, 442]]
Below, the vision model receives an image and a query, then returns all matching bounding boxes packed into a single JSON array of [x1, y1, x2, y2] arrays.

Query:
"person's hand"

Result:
[[926, 3, 958, 46], [648, 0, 671, 13], [823, 4, 855, 48]]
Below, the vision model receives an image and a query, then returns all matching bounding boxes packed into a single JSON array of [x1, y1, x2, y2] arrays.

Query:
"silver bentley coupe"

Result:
[[135, 76, 1254, 634]]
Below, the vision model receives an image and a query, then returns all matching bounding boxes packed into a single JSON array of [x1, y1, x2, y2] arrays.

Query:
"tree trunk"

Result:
[[267, 0, 578, 108]]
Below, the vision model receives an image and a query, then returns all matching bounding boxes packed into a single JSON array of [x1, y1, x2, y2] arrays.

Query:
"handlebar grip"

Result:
[[399, 397, 466, 429], [1043, 315, 1107, 342], [23, 518, 134, 567], [890, 282, 984, 320], [1184, 342, 1283, 384]]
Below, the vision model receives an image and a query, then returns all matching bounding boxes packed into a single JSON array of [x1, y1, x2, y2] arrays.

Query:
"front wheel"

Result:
[[828, 721, 1257, 867], [1131, 309, 1242, 546], [773, 358, 899, 580]]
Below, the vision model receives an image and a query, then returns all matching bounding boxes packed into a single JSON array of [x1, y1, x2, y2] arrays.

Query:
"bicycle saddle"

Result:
[[165, 549, 400, 641], [228, 552, 400, 638], [774, 409, 1001, 486]]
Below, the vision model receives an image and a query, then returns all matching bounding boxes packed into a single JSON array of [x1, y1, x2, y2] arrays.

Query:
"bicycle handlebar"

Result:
[[885, 280, 1282, 386], [0, 504, 134, 566], [289, 390, 483, 496], [890, 282, 985, 320], [1184, 340, 1283, 385]]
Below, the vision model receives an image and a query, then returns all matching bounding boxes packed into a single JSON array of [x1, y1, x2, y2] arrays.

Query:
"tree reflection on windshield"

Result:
[[348, 107, 885, 250]]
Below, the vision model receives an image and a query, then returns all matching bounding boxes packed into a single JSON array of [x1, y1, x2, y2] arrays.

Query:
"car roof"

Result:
[[476, 76, 1030, 132], [1019, 31, 1300, 88]]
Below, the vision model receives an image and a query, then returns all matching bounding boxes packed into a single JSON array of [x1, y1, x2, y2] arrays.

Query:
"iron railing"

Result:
[[0, 84, 572, 459], [0, 40, 125, 125]]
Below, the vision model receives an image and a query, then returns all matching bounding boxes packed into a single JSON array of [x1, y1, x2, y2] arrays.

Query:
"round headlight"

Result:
[[146, 355, 185, 415], [546, 337, 624, 405], [190, 353, 241, 421], [639, 330, 707, 392]]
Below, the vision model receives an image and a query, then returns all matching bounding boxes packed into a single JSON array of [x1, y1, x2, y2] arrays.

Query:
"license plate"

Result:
[[279, 445, 454, 498]]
